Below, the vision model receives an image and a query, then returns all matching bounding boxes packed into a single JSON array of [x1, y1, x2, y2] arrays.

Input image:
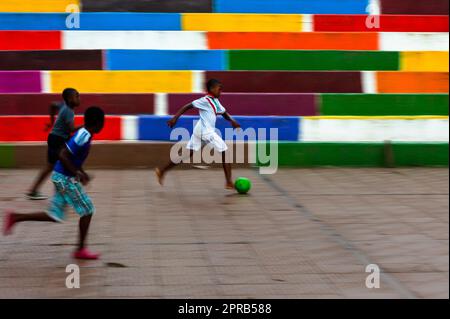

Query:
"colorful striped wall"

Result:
[[3, 0, 445, 15], [1, 71, 448, 94], [1, 115, 447, 143], [1, 93, 447, 116], [1, 31, 448, 50], [1, 50, 449, 71], [0, 0, 448, 168]]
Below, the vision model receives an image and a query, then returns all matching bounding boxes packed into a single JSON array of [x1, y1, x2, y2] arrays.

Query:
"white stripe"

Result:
[[121, 116, 138, 141], [362, 71, 377, 94], [368, 0, 381, 15], [40, 71, 51, 93], [301, 118, 449, 142], [63, 31, 207, 50], [192, 71, 204, 93], [380, 32, 449, 51], [154, 93, 168, 115], [302, 14, 313, 32]]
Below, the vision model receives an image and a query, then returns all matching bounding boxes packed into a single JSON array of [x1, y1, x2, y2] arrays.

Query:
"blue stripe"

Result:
[[0, 13, 180, 30], [214, 0, 369, 14], [138, 116, 300, 141], [106, 50, 226, 71]]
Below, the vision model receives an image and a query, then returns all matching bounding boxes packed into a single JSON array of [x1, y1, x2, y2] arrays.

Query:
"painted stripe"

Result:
[[0, 0, 79, 12], [138, 115, 299, 141], [361, 71, 377, 93], [400, 51, 449, 72], [0, 31, 61, 50], [192, 71, 204, 93], [0, 93, 155, 115], [207, 32, 378, 50], [49, 71, 193, 94], [63, 31, 207, 50], [106, 50, 226, 71], [301, 118, 449, 142], [260, 142, 449, 167], [206, 71, 363, 93], [214, 0, 369, 14], [377, 72, 449, 93], [368, 0, 381, 15], [121, 116, 138, 141], [0, 116, 121, 141], [228, 50, 399, 71], [380, 32, 449, 51], [380, 0, 449, 15], [302, 14, 314, 32], [182, 13, 302, 32], [0, 13, 181, 30], [40, 71, 51, 93], [168, 93, 317, 116], [155, 93, 168, 115], [0, 71, 42, 93], [314, 15, 449, 32], [304, 116, 449, 120], [320, 94, 449, 116]]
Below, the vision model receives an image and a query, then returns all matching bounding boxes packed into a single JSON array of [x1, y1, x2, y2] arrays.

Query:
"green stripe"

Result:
[[205, 96, 217, 112], [229, 50, 399, 71], [257, 142, 448, 167], [0, 145, 14, 168], [320, 94, 449, 116]]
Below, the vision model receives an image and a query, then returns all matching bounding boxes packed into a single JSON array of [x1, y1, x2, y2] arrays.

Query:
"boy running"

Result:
[[156, 79, 241, 189], [4, 107, 105, 260], [27, 88, 82, 200]]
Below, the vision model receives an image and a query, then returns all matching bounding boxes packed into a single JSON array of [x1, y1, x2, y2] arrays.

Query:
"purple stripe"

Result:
[[168, 93, 317, 116], [0, 71, 41, 93]]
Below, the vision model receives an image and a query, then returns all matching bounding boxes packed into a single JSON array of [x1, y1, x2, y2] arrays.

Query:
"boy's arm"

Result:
[[167, 103, 193, 128], [45, 102, 60, 131], [58, 147, 89, 184], [222, 112, 241, 129]]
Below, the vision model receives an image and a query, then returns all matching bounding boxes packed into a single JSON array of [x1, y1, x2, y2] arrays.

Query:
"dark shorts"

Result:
[[47, 134, 67, 165]]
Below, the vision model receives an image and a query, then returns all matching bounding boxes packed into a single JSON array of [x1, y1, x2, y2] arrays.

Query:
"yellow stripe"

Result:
[[303, 116, 449, 120], [182, 13, 302, 32], [401, 51, 449, 72], [49, 71, 193, 93], [0, 0, 79, 12]]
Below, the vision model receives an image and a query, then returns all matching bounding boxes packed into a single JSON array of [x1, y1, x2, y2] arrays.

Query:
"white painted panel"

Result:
[[63, 31, 207, 50], [121, 115, 138, 140], [302, 118, 449, 142], [380, 32, 449, 51]]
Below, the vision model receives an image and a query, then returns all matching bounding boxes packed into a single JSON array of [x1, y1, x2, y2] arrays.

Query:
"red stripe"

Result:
[[314, 15, 449, 32], [0, 116, 121, 142], [0, 31, 61, 50], [205, 97, 217, 115]]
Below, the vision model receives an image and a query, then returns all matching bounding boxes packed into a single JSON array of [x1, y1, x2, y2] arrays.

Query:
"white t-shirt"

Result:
[[192, 95, 226, 136]]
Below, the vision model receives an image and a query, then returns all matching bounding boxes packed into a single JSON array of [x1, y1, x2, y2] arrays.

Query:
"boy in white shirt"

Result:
[[156, 79, 241, 189]]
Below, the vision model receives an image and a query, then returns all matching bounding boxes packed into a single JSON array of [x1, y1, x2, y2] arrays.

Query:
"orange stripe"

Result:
[[377, 72, 449, 93], [207, 32, 379, 50]]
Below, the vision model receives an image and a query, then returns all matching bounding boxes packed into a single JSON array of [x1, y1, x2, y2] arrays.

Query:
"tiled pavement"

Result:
[[0, 168, 448, 298]]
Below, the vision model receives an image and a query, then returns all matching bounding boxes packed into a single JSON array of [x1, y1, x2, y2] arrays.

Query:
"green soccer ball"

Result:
[[234, 177, 252, 194]]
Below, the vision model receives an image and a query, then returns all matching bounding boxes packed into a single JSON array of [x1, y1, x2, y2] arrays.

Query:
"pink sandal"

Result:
[[73, 248, 100, 260], [3, 211, 16, 236]]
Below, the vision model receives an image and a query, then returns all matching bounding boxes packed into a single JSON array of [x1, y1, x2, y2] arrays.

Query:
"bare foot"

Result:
[[155, 168, 164, 186], [225, 182, 234, 190]]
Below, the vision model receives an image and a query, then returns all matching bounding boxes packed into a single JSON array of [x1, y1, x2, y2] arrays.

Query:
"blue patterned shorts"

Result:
[[47, 172, 95, 222]]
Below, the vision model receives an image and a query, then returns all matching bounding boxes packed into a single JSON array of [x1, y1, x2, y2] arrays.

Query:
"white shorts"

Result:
[[186, 132, 228, 152]]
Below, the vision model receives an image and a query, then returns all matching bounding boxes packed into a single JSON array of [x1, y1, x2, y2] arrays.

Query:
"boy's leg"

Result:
[[3, 211, 56, 236], [156, 149, 195, 185], [222, 151, 233, 189], [28, 163, 54, 199], [78, 214, 92, 250]]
